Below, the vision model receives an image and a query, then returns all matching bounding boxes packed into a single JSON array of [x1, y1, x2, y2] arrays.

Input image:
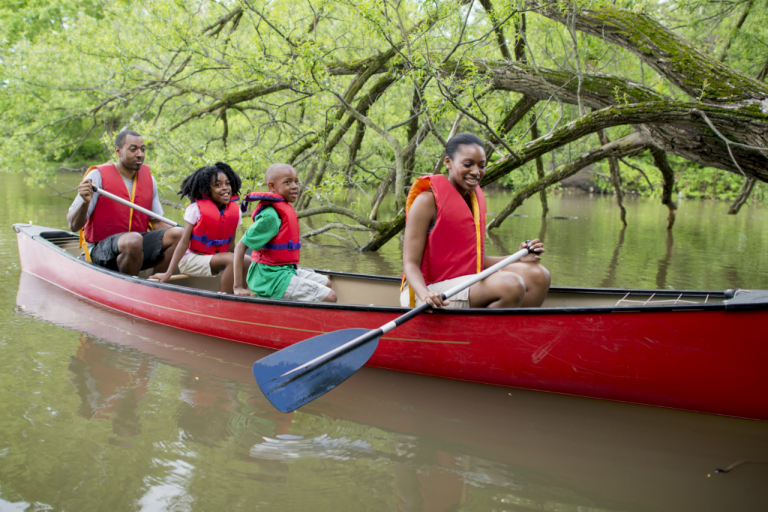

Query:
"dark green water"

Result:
[[1, 172, 767, 511]]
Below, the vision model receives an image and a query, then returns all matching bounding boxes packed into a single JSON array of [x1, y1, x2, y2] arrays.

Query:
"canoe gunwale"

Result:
[[14, 223, 766, 315]]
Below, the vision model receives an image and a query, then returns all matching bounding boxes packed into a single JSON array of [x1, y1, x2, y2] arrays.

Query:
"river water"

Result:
[[1, 172, 767, 511]]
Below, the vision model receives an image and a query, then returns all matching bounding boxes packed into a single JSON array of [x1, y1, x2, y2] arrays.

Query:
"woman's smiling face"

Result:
[[445, 143, 486, 195]]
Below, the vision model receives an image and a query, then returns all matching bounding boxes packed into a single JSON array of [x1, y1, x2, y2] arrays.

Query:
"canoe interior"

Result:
[[41, 231, 727, 308]]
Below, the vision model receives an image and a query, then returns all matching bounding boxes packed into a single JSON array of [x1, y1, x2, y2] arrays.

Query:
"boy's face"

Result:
[[267, 167, 300, 203]]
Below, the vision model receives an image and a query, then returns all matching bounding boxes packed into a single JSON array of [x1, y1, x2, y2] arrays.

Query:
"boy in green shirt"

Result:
[[233, 164, 337, 303]]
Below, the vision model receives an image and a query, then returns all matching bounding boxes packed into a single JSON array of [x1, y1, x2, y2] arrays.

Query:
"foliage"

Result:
[[1, 0, 767, 248]]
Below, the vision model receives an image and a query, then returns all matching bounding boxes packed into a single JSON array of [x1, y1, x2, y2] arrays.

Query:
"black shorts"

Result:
[[89, 229, 168, 271]]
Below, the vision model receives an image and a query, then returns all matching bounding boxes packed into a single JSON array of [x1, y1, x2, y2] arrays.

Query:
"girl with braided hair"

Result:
[[151, 162, 251, 293]]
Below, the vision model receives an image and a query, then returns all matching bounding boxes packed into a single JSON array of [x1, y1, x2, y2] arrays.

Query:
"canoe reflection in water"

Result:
[[16, 272, 768, 512]]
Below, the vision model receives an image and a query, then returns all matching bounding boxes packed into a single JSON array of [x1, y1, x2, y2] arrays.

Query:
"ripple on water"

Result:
[[249, 434, 376, 462]]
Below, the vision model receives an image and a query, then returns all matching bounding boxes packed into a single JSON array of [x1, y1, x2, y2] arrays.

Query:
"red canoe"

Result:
[[14, 223, 768, 421]]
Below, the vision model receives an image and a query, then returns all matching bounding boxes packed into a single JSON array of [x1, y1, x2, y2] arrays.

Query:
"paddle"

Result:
[[90, 184, 179, 227], [253, 244, 536, 413]]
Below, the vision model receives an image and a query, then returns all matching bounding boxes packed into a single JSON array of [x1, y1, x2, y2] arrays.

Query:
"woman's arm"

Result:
[[402, 191, 450, 308], [483, 239, 545, 269], [150, 221, 194, 281]]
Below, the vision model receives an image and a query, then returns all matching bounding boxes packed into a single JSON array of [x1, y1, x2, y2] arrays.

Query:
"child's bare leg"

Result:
[[322, 288, 338, 303], [210, 253, 236, 294]]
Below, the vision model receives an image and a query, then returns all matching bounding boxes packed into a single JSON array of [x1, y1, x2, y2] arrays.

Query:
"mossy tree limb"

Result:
[[649, 147, 679, 229], [487, 132, 649, 230], [728, 178, 756, 215], [597, 129, 627, 226], [530, 1, 768, 102]]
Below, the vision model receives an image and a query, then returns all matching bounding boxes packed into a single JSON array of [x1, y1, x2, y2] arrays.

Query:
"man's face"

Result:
[[116, 135, 146, 172]]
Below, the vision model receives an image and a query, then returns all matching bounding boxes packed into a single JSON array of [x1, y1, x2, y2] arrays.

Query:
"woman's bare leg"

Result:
[[501, 261, 551, 307], [469, 271, 526, 308]]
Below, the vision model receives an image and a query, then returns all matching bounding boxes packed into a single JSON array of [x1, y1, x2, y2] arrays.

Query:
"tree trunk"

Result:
[[530, 119, 549, 217], [728, 178, 756, 214], [597, 129, 627, 226], [649, 147, 679, 229]]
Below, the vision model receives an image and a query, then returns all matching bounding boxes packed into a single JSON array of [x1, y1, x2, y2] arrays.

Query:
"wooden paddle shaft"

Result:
[[277, 246, 532, 383], [91, 185, 179, 227]]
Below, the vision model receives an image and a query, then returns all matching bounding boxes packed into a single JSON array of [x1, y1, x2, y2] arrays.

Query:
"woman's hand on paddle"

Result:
[[520, 239, 545, 262], [233, 284, 253, 297], [419, 290, 449, 309]]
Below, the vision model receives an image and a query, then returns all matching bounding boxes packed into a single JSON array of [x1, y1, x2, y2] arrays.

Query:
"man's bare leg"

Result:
[[116, 232, 144, 276], [153, 227, 183, 273]]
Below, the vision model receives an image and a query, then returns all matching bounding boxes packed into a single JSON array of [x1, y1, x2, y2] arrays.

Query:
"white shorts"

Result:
[[178, 253, 217, 277], [399, 274, 474, 309], [281, 268, 331, 303]]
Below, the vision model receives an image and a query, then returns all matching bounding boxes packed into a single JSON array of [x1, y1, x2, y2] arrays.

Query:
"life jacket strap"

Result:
[[263, 240, 301, 250], [190, 234, 234, 247]]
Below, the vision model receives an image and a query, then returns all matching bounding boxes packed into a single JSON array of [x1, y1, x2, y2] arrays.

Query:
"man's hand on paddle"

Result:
[[520, 239, 545, 262], [77, 178, 94, 203]]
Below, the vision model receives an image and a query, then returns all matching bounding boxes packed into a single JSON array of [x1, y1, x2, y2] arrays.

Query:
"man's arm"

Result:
[[67, 179, 95, 232]]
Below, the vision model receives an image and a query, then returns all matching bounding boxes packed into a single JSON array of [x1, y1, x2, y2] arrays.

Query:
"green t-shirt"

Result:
[[240, 206, 297, 299]]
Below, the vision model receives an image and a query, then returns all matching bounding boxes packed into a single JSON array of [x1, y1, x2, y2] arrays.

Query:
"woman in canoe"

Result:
[[401, 133, 550, 309]]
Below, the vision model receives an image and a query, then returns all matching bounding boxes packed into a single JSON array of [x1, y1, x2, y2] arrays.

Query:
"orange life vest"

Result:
[[402, 175, 486, 304], [242, 192, 301, 266], [188, 196, 240, 255], [83, 163, 154, 244]]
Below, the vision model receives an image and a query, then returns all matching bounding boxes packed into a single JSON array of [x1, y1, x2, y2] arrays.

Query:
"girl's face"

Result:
[[445, 143, 486, 195], [209, 172, 232, 207]]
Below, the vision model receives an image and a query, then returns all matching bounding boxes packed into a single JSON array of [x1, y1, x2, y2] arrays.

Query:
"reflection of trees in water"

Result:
[[655, 230, 674, 290], [600, 226, 627, 288]]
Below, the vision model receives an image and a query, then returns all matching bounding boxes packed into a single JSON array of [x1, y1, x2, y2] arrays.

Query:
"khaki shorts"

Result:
[[281, 268, 331, 303], [178, 252, 217, 277], [400, 274, 474, 309]]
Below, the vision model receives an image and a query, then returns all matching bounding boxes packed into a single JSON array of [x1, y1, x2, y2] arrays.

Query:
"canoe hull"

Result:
[[15, 226, 768, 420]]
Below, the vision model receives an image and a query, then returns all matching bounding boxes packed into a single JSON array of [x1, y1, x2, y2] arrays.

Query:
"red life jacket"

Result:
[[403, 174, 486, 291], [84, 163, 154, 244], [242, 192, 301, 265], [188, 196, 240, 255]]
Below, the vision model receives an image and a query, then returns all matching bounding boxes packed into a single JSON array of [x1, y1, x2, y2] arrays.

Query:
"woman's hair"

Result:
[[445, 132, 484, 160], [178, 162, 242, 200]]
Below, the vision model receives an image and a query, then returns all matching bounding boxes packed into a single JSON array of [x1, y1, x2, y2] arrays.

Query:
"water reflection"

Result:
[[68, 336, 148, 438], [656, 230, 674, 290], [600, 226, 626, 288], [12, 272, 768, 511]]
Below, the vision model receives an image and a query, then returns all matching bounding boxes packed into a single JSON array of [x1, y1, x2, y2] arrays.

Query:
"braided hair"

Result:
[[178, 162, 242, 201]]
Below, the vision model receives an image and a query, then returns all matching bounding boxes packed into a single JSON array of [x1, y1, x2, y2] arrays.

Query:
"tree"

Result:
[[2, 0, 767, 251]]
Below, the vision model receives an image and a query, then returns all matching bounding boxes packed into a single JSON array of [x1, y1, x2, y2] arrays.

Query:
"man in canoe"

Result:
[[401, 133, 550, 309], [233, 163, 337, 302], [67, 130, 183, 276]]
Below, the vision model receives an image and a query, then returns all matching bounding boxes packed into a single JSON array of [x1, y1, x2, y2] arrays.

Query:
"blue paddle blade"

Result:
[[253, 329, 380, 413]]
